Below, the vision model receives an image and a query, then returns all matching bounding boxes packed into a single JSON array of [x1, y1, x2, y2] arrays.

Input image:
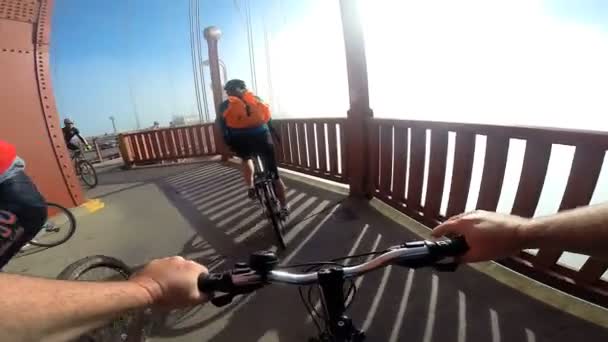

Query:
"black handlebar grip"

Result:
[[446, 236, 469, 256], [198, 272, 220, 293]]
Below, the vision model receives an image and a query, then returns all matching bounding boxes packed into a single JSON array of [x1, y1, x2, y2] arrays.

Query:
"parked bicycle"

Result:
[[27, 202, 76, 248], [251, 154, 287, 249], [72, 148, 98, 188]]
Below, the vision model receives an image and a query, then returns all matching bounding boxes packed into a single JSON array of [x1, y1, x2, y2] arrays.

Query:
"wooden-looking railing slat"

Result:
[[190, 127, 200, 155], [142, 133, 152, 159], [317, 122, 328, 172], [511, 141, 551, 217], [476, 135, 509, 211], [198, 126, 206, 155], [446, 132, 476, 217], [183, 128, 191, 157], [150, 132, 162, 159], [297, 122, 309, 168], [173, 129, 183, 158], [167, 130, 177, 158], [132, 135, 143, 162], [392, 127, 408, 203], [367, 122, 380, 195], [282, 122, 292, 164], [184, 128, 193, 157], [198, 126, 207, 154], [208, 125, 217, 153], [204, 125, 213, 154], [379, 124, 393, 196], [142, 134, 150, 159], [156, 131, 167, 158], [340, 123, 347, 177], [424, 129, 449, 218], [407, 127, 426, 210], [307, 122, 318, 170], [289, 122, 299, 166], [328, 123, 339, 174], [535, 146, 604, 268]]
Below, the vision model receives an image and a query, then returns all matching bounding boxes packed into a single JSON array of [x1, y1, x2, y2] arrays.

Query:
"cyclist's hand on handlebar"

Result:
[[129, 256, 209, 309], [432, 210, 529, 263]]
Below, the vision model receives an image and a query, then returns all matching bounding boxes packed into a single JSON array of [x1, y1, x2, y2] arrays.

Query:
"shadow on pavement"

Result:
[[91, 162, 607, 341]]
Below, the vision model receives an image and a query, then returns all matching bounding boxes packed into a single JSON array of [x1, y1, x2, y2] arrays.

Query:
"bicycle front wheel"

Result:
[[29, 202, 76, 247], [57, 255, 147, 342], [78, 160, 98, 188], [263, 184, 286, 249]]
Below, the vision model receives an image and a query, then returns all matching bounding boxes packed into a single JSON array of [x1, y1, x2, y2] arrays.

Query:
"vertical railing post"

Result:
[[93, 138, 103, 163], [204, 26, 229, 161], [339, 0, 373, 197]]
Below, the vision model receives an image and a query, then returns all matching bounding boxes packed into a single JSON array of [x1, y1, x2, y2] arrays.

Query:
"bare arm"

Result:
[[432, 203, 608, 263], [522, 203, 608, 258], [0, 274, 151, 341], [0, 256, 207, 342]]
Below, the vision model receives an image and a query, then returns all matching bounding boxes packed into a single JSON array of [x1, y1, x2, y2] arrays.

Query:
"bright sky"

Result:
[[361, 0, 608, 131], [51, 0, 608, 135]]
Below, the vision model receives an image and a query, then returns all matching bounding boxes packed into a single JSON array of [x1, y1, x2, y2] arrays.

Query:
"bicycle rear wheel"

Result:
[[57, 255, 147, 342], [29, 202, 76, 247], [78, 160, 98, 188], [262, 184, 286, 249]]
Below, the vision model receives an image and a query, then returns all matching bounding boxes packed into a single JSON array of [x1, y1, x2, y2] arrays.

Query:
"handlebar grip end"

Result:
[[198, 272, 219, 293], [448, 236, 469, 256]]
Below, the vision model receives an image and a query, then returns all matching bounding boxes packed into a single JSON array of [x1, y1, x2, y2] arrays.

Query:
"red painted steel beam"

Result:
[[0, 0, 84, 206]]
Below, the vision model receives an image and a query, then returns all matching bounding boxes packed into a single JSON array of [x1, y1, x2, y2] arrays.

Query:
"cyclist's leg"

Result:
[[0, 171, 47, 268], [261, 131, 287, 207], [230, 135, 256, 195]]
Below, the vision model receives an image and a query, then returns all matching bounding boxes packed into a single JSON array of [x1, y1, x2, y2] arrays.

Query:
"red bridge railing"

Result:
[[273, 118, 348, 183], [118, 123, 217, 167], [116, 117, 608, 306], [368, 117, 608, 305]]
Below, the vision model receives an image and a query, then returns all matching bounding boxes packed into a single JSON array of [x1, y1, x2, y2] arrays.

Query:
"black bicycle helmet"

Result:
[[224, 79, 246, 92]]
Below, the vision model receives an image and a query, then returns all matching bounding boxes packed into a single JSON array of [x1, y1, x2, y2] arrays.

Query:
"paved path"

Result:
[[6, 162, 607, 341]]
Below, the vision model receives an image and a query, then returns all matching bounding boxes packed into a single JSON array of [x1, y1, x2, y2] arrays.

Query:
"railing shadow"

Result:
[[114, 162, 606, 341]]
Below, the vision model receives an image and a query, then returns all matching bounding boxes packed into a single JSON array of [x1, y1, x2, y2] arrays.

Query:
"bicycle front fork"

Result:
[[312, 267, 366, 342]]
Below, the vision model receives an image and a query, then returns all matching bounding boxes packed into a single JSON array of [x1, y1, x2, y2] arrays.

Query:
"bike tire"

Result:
[[57, 255, 147, 342], [263, 184, 286, 249], [78, 160, 98, 188], [29, 202, 77, 247]]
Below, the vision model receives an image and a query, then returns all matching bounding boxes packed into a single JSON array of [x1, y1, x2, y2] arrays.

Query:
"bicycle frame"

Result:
[[252, 156, 273, 207]]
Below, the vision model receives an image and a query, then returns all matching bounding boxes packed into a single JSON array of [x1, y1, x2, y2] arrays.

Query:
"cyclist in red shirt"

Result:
[[0, 140, 47, 268]]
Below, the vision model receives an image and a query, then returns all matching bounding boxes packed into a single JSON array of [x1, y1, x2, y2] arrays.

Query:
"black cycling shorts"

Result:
[[229, 130, 279, 180], [66, 142, 80, 151]]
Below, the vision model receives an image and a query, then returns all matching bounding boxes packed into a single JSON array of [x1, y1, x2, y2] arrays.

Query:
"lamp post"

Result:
[[109, 116, 117, 134]]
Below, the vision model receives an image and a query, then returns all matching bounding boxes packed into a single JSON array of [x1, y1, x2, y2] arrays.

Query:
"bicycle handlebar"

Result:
[[198, 237, 468, 306]]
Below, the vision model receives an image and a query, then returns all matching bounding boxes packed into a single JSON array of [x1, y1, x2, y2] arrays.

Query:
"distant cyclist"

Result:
[[62, 118, 91, 152], [217, 79, 289, 218], [0, 140, 47, 268]]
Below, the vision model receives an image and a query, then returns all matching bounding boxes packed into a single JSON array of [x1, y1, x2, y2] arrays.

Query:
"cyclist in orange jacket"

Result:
[[217, 79, 289, 218]]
